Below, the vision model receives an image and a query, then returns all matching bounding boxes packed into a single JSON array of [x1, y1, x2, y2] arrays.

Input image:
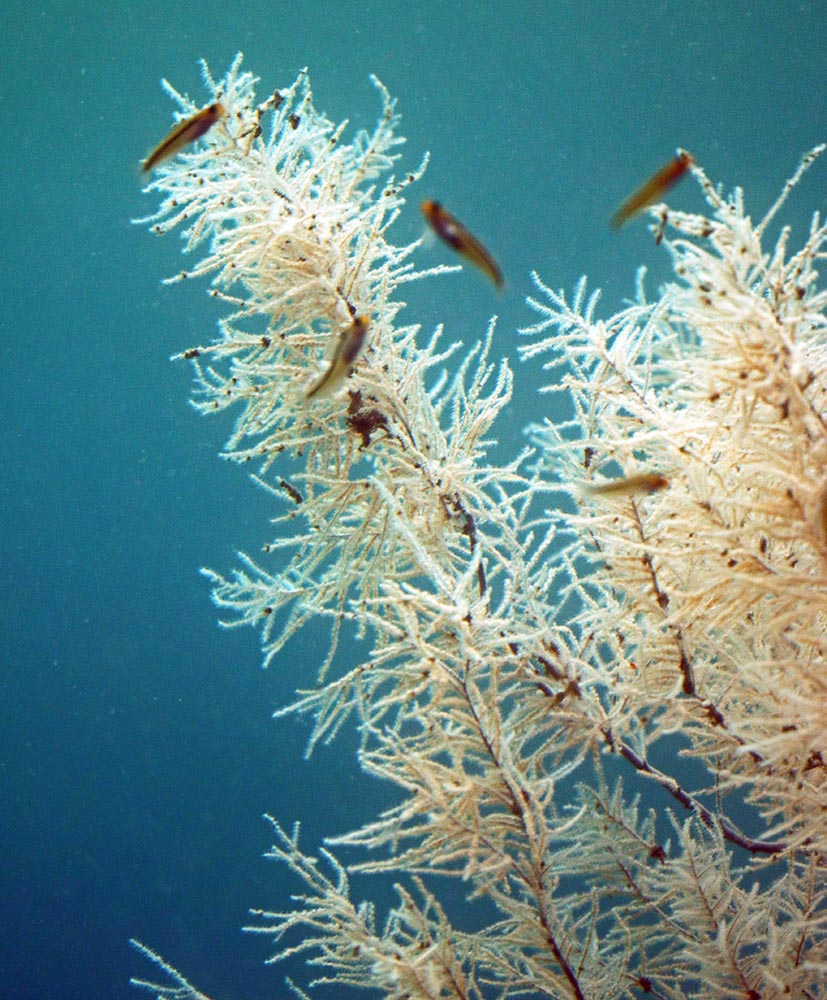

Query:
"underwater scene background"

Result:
[[2, 2, 826, 998]]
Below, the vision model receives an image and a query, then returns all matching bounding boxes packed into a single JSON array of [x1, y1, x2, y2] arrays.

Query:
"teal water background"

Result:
[[2, 2, 826, 997]]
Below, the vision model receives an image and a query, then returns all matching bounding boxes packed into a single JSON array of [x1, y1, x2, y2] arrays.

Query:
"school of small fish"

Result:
[[142, 88, 693, 421]]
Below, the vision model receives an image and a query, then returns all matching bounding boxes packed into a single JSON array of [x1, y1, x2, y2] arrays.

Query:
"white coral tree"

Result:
[[132, 56, 827, 1000]]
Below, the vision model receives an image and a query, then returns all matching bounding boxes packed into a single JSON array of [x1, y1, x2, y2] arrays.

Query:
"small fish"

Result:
[[421, 200, 504, 289], [142, 102, 225, 172], [610, 151, 694, 228], [306, 316, 370, 398], [584, 473, 669, 497]]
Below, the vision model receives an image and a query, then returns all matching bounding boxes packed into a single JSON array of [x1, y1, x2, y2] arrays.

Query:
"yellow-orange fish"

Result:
[[142, 102, 225, 172], [306, 316, 370, 398], [421, 200, 504, 289], [610, 151, 694, 228], [584, 473, 669, 497]]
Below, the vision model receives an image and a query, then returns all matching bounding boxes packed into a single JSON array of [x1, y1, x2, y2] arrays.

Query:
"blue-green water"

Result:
[[2, 2, 825, 997]]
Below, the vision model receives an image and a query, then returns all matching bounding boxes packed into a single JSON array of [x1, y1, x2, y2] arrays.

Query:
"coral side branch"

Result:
[[519, 145, 827, 861]]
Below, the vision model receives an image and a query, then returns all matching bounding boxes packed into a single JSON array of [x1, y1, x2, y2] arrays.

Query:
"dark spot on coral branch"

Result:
[[679, 650, 695, 695], [552, 680, 582, 705], [654, 209, 668, 244], [641, 550, 670, 610], [703, 700, 725, 727], [278, 478, 303, 505], [346, 389, 389, 448], [456, 498, 487, 598], [537, 652, 565, 683], [288, 113, 300, 129], [182, 348, 200, 359]]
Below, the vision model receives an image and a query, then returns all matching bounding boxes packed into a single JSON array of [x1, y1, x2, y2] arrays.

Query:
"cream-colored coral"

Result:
[[522, 147, 827, 860], [134, 57, 827, 1000]]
